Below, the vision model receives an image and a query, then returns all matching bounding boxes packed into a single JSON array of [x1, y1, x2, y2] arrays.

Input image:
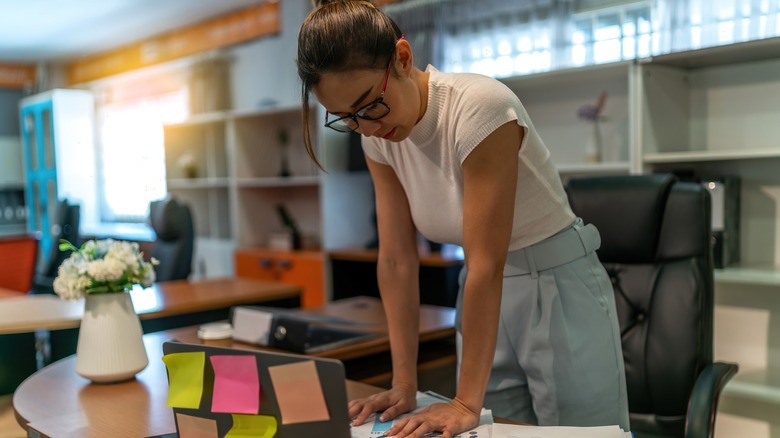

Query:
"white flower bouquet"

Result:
[[53, 239, 159, 300]]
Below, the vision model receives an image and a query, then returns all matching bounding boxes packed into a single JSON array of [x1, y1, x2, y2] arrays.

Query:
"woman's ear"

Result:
[[395, 39, 414, 75]]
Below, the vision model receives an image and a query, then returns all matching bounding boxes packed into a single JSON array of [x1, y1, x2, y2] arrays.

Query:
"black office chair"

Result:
[[565, 173, 738, 438], [148, 195, 194, 282], [32, 198, 80, 295]]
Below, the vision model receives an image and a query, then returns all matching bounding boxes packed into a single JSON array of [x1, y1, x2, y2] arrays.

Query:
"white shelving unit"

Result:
[[501, 60, 636, 173], [501, 37, 780, 432], [162, 104, 347, 280], [634, 37, 780, 430]]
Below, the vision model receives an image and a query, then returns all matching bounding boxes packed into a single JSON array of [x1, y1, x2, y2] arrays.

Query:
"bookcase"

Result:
[[163, 104, 333, 306], [500, 36, 780, 432], [500, 61, 635, 179], [633, 38, 780, 421]]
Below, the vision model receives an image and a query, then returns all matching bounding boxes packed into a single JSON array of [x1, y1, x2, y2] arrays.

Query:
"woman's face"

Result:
[[313, 63, 418, 142]]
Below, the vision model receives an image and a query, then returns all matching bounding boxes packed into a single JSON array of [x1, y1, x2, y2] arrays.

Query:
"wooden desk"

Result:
[[0, 278, 301, 395], [328, 249, 464, 307], [0, 277, 301, 334], [13, 330, 382, 438], [163, 296, 457, 388], [0, 286, 23, 298]]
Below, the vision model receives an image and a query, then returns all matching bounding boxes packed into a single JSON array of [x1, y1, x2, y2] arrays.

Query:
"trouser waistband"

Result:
[[503, 219, 601, 278]]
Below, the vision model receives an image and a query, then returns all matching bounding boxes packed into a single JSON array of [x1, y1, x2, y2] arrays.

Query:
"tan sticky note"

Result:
[[267, 360, 330, 424], [175, 412, 219, 438]]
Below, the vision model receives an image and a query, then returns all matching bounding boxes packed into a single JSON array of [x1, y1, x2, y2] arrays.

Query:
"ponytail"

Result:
[[297, 0, 402, 169]]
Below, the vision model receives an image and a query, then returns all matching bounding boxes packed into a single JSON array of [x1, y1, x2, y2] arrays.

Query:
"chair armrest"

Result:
[[685, 361, 739, 438]]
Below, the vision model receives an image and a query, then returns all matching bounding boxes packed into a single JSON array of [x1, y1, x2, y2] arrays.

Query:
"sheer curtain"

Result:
[[97, 92, 187, 222], [93, 70, 188, 223], [383, 0, 780, 78]]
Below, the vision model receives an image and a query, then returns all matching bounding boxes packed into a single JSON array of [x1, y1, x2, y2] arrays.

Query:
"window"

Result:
[[97, 91, 187, 223], [412, 0, 780, 80], [571, 2, 653, 67]]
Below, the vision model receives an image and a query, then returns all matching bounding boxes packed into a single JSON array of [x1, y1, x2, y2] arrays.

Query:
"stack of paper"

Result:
[[493, 423, 632, 438], [350, 392, 632, 438]]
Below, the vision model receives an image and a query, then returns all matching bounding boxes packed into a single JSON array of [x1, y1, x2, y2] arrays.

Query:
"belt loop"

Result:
[[524, 246, 538, 279], [575, 226, 589, 255]]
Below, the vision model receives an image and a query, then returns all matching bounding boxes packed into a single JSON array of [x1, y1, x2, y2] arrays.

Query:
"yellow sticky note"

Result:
[[268, 360, 330, 424], [162, 352, 206, 409], [175, 413, 219, 438], [225, 414, 277, 438]]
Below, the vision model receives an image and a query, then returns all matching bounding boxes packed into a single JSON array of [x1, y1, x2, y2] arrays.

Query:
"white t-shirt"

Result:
[[362, 65, 574, 251]]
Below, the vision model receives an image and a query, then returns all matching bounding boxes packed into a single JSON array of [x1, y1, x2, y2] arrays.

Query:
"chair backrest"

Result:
[[565, 174, 713, 438], [0, 234, 38, 294], [149, 195, 194, 282], [38, 199, 80, 279]]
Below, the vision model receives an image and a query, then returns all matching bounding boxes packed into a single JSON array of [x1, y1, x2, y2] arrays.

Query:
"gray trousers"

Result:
[[455, 218, 630, 431]]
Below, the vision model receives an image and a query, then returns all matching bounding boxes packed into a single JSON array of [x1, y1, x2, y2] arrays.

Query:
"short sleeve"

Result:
[[361, 136, 389, 165], [450, 78, 526, 164]]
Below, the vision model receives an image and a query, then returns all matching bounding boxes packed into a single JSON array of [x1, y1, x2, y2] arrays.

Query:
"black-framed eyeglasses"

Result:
[[324, 58, 393, 133]]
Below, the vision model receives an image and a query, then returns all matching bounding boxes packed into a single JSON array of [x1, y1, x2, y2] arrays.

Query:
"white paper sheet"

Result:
[[350, 392, 493, 438], [492, 423, 632, 438]]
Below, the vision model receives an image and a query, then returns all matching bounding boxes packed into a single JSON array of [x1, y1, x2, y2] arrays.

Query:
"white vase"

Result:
[[75, 292, 148, 383], [584, 120, 603, 163]]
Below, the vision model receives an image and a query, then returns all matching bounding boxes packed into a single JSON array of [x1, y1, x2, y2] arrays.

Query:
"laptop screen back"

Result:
[[161, 341, 351, 438]]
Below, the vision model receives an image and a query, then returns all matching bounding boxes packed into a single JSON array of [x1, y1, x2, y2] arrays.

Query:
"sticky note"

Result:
[[210, 355, 260, 414], [162, 352, 206, 409], [225, 414, 277, 438], [268, 360, 330, 424], [175, 412, 218, 438], [232, 307, 274, 345]]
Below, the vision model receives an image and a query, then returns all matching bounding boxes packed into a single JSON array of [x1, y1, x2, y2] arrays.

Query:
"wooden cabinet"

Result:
[[234, 248, 325, 309], [328, 249, 464, 308], [19, 89, 99, 256]]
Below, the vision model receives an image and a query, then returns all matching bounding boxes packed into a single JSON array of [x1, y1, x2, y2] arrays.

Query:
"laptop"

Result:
[[161, 341, 351, 438]]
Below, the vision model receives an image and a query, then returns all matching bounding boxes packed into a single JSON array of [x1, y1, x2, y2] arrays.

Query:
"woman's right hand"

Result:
[[348, 382, 417, 426]]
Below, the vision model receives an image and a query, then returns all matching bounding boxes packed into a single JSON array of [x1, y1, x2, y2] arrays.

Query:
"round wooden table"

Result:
[[13, 331, 381, 438]]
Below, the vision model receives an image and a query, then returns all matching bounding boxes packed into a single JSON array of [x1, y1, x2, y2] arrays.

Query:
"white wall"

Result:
[[228, 0, 311, 111]]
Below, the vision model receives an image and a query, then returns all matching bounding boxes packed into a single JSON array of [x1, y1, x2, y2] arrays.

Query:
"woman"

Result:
[[296, 1, 630, 437]]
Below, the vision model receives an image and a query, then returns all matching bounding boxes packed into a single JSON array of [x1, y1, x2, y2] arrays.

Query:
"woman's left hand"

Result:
[[382, 399, 480, 438]]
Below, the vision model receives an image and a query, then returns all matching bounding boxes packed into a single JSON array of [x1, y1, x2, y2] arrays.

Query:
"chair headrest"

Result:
[[566, 174, 675, 264], [149, 197, 191, 241]]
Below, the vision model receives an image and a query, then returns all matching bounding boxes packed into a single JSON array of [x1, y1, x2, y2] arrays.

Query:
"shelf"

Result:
[[644, 148, 780, 164], [166, 178, 230, 189], [230, 104, 305, 121], [724, 368, 780, 405], [640, 36, 780, 70], [0, 223, 27, 236], [500, 60, 633, 90], [235, 176, 320, 188], [557, 162, 632, 175], [715, 266, 780, 287], [165, 111, 228, 127]]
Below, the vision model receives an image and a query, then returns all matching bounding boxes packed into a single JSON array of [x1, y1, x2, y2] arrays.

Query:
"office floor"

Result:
[[0, 395, 25, 438]]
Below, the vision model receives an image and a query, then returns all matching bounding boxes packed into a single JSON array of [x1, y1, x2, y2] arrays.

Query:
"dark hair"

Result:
[[297, 0, 403, 169]]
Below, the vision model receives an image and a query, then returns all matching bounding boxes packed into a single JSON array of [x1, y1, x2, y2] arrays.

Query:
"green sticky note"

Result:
[[162, 351, 206, 409], [225, 414, 278, 438]]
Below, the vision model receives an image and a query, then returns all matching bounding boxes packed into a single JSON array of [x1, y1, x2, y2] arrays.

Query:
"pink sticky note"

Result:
[[210, 355, 260, 414]]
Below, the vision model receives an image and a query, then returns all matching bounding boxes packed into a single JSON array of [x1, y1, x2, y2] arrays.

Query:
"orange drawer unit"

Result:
[[234, 249, 325, 308]]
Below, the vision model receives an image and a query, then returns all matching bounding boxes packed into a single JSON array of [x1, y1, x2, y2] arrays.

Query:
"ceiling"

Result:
[[0, 0, 261, 63]]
